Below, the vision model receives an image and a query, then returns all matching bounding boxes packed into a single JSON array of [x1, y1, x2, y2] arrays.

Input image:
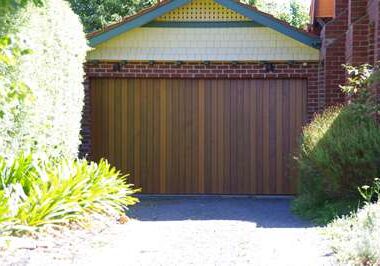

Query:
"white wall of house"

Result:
[[88, 27, 319, 61]]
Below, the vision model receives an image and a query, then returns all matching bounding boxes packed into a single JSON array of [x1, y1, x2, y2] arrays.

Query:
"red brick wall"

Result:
[[368, 0, 380, 63], [318, 0, 380, 106], [320, 5, 347, 106], [346, 0, 369, 65], [368, 22, 375, 65], [79, 61, 320, 156]]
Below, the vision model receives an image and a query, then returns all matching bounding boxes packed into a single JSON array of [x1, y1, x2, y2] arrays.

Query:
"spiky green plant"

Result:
[[0, 155, 139, 234]]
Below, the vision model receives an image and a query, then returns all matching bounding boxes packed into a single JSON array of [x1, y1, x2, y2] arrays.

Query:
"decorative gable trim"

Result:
[[88, 0, 320, 48], [142, 21, 262, 27]]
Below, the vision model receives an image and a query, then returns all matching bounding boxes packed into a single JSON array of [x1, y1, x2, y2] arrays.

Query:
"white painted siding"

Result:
[[88, 27, 319, 61]]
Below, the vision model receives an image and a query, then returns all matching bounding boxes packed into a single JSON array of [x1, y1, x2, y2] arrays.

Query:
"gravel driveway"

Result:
[[2, 196, 335, 266], [79, 196, 334, 266]]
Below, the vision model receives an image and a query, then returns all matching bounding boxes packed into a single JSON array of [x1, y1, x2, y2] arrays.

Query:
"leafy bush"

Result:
[[0, 36, 33, 160], [295, 105, 380, 201], [0, 0, 88, 159], [359, 178, 380, 203], [0, 154, 138, 234], [293, 65, 380, 223], [67, 0, 155, 32], [292, 196, 359, 225], [325, 202, 380, 265]]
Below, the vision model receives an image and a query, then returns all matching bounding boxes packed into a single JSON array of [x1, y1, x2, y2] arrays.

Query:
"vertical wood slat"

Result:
[[107, 79, 115, 166], [289, 80, 297, 194], [204, 80, 211, 193], [152, 80, 161, 193], [249, 80, 257, 194], [160, 80, 167, 193], [127, 80, 135, 184], [243, 80, 251, 193], [90, 78, 307, 195], [217, 80, 224, 193], [134, 80, 141, 188], [223, 80, 231, 193], [191, 79, 199, 192], [172, 79, 179, 192], [275, 80, 283, 194], [262, 80, 270, 194], [256, 80, 264, 194], [198, 80, 205, 193], [114, 79, 122, 172], [120, 79, 128, 175], [230, 80, 237, 193]]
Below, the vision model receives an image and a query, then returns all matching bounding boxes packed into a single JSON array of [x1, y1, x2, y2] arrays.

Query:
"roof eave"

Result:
[[89, 0, 191, 47], [215, 0, 320, 48]]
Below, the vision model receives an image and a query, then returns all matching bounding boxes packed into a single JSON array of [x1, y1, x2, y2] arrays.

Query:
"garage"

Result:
[[90, 78, 306, 194], [83, 0, 321, 194]]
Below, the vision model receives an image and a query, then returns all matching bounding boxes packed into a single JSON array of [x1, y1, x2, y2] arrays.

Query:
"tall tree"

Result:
[[287, 0, 309, 29], [69, 0, 310, 33], [67, 0, 157, 33], [242, 0, 309, 29]]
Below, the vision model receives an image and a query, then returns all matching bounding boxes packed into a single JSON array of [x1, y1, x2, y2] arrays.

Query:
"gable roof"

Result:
[[87, 0, 321, 49]]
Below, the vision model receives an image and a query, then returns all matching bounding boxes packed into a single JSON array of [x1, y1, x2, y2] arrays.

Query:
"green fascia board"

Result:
[[142, 21, 263, 27], [89, 0, 191, 46], [214, 0, 320, 48], [89, 0, 321, 48]]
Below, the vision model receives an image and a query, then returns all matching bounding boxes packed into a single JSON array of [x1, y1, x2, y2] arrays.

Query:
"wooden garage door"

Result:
[[90, 78, 307, 194]]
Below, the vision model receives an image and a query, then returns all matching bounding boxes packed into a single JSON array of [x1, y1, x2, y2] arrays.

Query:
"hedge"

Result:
[[0, 0, 88, 159]]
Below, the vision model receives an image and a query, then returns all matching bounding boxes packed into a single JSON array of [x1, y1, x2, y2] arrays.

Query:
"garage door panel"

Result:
[[223, 81, 231, 193], [91, 78, 306, 194], [275, 82, 283, 194], [249, 82, 257, 194]]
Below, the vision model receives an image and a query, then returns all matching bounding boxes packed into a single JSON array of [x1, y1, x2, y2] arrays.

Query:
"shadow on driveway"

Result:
[[128, 196, 313, 228]]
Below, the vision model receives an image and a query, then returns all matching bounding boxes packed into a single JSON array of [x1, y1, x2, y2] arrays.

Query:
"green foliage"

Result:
[[297, 105, 380, 200], [0, 36, 34, 160], [0, 154, 139, 234], [293, 64, 380, 224], [282, 0, 310, 29], [243, 0, 259, 6], [341, 64, 380, 116], [325, 202, 380, 265], [0, 0, 139, 237], [358, 178, 380, 203], [242, 0, 309, 29], [70, 0, 309, 32], [0, 0, 43, 8], [292, 197, 359, 225], [0, 0, 88, 159], [67, 0, 157, 32]]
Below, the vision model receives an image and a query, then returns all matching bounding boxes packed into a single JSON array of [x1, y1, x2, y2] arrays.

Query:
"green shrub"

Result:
[[325, 202, 380, 265], [296, 105, 380, 201], [358, 178, 380, 203], [0, 0, 88, 159], [0, 154, 138, 234], [67, 0, 154, 33], [293, 64, 380, 223], [292, 197, 359, 225]]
